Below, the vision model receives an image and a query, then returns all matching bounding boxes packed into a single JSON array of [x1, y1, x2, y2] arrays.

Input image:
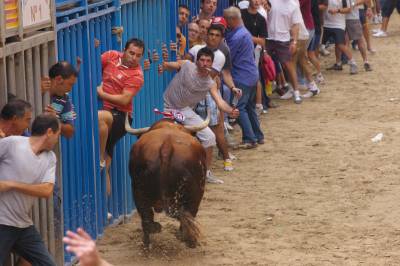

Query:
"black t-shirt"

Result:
[[240, 9, 267, 39], [311, 0, 321, 31]]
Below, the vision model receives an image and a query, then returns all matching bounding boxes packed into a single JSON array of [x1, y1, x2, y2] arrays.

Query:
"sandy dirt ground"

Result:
[[97, 17, 400, 265]]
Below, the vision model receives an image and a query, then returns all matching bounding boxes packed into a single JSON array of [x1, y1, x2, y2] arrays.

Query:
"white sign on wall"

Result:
[[22, 0, 51, 28]]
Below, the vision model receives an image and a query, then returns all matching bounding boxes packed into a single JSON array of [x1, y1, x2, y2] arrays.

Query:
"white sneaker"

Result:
[[373, 30, 387, 37], [228, 152, 237, 160], [372, 28, 380, 33], [206, 170, 224, 184], [320, 45, 330, 56], [293, 90, 302, 104], [280, 89, 294, 100], [256, 104, 263, 116], [224, 121, 234, 131], [303, 82, 320, 98], [107, 212, 113, 220]]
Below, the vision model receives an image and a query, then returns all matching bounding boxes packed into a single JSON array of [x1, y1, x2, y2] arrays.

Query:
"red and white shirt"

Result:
[[101, 50, 144, 113]]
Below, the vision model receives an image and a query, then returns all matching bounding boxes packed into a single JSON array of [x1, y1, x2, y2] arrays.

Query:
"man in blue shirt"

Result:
[[224, 6, 264, 149]]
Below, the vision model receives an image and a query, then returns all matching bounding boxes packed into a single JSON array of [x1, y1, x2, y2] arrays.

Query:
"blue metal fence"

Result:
[[55, 0, 230, 264]]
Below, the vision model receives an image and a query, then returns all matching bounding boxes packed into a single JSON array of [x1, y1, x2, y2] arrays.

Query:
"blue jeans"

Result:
[[0, 225, 56, 266], [236, 83, 264, 143]]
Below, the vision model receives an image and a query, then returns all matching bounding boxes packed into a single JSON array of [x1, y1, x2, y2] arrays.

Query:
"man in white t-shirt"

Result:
[[322, 0, 358, 74], [267, 0, 303, 104], [0, 114, 60, 266]]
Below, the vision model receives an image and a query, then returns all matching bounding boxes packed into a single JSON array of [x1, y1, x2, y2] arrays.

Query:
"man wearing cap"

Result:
[[224, 6, 264, 149]]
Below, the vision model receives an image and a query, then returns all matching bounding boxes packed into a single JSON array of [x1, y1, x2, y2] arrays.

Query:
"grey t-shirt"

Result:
[[164, 61, 215, 109], [0, 136, 56, 228]]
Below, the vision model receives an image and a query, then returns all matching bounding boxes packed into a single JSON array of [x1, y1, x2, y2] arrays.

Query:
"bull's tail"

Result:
[[159, 140, 173, 181], [179, 211, 202, 248]]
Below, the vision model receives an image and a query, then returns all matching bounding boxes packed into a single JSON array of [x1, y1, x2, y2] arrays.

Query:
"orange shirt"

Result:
[[101, 50, 144, 113]]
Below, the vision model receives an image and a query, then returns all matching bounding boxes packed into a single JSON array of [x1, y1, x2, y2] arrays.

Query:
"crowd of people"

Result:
[[0, 0, 394, 265]]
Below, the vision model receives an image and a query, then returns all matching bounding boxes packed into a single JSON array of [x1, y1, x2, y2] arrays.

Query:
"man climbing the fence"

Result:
[[97, 38, 145, 196]]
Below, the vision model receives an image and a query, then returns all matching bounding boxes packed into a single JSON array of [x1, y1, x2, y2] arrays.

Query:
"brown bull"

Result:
[[125, 111, 210, 248]]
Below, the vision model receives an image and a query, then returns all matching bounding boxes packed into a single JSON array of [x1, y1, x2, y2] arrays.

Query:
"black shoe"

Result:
[[257, 139, 265, 145], [364, 63, 372, 71], [326, 63, 343, 71]]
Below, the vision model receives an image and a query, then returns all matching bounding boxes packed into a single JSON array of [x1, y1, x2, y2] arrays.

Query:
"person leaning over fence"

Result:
[[0, 98, 32, 139], [41, 61, 79, 138], [0, 114, 60, 266], [97, 38, 145, 196]]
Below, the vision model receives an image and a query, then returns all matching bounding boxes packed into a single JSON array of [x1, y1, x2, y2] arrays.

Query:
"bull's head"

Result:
[[125, 108, 211, 136]]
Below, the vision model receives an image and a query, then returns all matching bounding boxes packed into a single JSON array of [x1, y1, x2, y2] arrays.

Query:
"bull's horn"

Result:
[[184, 108, 211, 132], [125, 113, 150, 135]]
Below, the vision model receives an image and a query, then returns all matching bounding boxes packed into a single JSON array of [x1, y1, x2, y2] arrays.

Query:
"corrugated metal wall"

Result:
[[54, 0, 229, 264]]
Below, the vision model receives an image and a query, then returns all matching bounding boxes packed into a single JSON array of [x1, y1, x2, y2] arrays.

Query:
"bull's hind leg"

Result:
[[134, 191, 162, 248]]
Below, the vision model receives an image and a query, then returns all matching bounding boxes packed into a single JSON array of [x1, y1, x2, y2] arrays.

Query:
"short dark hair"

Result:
[[0, 99, 32, 120], [208, 23, 224, 36], [124, 38, 145, 52], [179, 4, 190, 12], [31, 114, 60, 136], [196, 47, 214, 62], [49, 61, 78, 79], [7, 93, 17, 102]]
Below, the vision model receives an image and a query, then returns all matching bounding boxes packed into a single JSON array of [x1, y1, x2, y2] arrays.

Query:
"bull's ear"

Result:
[[183, 108, 210, 133], [125, 113, 150, 135]]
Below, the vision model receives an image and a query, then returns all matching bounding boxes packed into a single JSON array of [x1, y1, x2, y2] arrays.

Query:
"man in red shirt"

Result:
[[97, 38, 145, 195]]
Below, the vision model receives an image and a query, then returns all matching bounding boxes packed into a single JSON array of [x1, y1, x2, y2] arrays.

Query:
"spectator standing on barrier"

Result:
[[0, 114, 60, 266], [224, 6, 264, 149], [41, 61, 78, 138], [97, 38, 145, 196], [161, 47, 239, 184]]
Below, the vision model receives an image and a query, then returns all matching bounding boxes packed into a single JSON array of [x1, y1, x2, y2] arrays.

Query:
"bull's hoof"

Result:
[[149, 222, 162, 234], [185, 239, 198, 248]]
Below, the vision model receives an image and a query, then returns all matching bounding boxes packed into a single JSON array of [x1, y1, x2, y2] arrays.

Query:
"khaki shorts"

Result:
[[346, 19, 363, 41]]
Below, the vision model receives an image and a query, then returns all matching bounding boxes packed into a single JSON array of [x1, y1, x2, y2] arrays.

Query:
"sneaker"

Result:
[[293, 90, 302, 104], [257, 139, 265, 145], [368, 48, 377, 54], [372, 28, 380, 33], [256, 104, 263, 116], [303, 82, 320, 98], [315, 73, 325, 84], [228, 152, 237, 160], [223, 159, 234, 171], [280, 88, 294, 100], [326, 63, 343, 71], [206, 170, 224, 184], [350, 63, 358, 75], [224, 121, 234, 131], [107, 212, 113, 220], [373, 30, 387, 37], [238, 142, 258, 149], [364, 62, 372, 72], [320, 46, 330, 56]]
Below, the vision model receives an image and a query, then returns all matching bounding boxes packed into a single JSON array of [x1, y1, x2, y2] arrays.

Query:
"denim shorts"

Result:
[[308, 31, 322, 51]]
